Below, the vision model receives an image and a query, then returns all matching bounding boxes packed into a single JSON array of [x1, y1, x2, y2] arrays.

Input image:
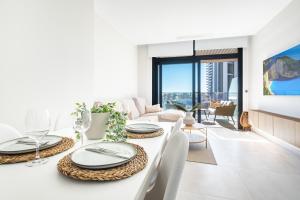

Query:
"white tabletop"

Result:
[[182, 123, 208, 130], [0, 121, 173, 200]]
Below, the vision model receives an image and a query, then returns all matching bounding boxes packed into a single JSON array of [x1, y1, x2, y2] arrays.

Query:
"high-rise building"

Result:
[[205, 61, 238, 99]]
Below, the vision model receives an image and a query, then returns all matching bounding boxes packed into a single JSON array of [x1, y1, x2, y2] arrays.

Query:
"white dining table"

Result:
[[0, 121, 173, 200]]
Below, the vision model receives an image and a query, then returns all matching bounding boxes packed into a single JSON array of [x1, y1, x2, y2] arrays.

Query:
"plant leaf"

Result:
[[173, 103, 188, 112], [191, 103, 202, 112]]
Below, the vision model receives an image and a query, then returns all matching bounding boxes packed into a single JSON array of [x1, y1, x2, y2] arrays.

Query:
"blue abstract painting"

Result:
[[263, 44, 300, 95]]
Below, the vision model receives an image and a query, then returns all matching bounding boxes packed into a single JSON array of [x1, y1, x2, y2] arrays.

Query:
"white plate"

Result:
[[0, 135, 62, 154], [70, 142, 137, 169], [125, 123, 161, 134]]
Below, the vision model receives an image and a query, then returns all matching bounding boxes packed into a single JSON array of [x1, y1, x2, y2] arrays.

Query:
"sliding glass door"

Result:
[[152, 49, 243, 128], [152, 58, 200, 119], [200, 59, 239, 121]]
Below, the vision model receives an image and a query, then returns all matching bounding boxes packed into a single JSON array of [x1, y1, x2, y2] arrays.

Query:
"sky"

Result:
[[274, 43, 300, 60], [162, 63, 208, 93]]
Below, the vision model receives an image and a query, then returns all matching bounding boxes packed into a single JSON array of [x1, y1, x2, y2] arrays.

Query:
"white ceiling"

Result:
[[95, 0, 292, 45]]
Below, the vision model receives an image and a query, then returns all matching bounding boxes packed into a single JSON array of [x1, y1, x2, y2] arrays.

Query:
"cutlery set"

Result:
[[85, 147, 131, 160]]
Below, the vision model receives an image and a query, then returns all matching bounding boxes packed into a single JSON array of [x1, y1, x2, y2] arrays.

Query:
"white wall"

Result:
[[138, 37, 249, 105], [0, 0, 94, 130], [137, 45, 152, 104], [195, 36, 249, 50], [0, 0, 138, 131], [248, 0, 300, 118], [148, 41, 193, 58], [140, 41, 195, 104], [93, 15, 138, 101]]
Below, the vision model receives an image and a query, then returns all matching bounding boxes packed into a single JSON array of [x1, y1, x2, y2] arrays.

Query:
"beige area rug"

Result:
[[187, 140, 217, 165], [202, 119, 237, 130]]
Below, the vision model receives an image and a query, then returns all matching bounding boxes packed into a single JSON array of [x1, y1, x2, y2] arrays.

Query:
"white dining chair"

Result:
[[159, 117, 183, 160], [0, 123, 22, 143], [161, 117, 183, 158], [139, 119, 185, 199], [145, 131, 189, 200], [155, 118, 184, 168], [171, 117, 183, 137]]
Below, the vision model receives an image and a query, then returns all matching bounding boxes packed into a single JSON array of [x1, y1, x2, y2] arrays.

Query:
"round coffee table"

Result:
[[182, 123, 208, 148]]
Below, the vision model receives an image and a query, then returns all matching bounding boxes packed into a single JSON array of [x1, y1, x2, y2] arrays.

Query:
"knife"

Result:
[[85, 148, 130, 160], [16, 141, 49, 146]]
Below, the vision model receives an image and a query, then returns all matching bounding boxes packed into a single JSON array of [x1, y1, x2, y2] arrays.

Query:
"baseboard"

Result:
[[252, 127, 300, 156]]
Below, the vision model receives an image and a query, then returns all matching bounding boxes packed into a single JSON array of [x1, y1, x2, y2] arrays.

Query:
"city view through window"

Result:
[[162, 61, 238, 117]]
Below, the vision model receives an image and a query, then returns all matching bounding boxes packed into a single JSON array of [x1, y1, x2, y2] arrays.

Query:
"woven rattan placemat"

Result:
[[126, 128, 164, 139], [57, 144, 148, 181], [0, 137, 74, 164]]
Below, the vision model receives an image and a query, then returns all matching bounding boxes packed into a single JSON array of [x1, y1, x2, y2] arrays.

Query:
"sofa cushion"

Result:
[[219, 101, 224, 106], [132, 97, 146, 115], [158, 109, 185, 122], [141, 112, 161, 117], [222, 101, 233, 106], [121, 99, 140, 119], [210, 100, 221, 108], [227, 101, 234, 106], [145, 104, 162, 113]]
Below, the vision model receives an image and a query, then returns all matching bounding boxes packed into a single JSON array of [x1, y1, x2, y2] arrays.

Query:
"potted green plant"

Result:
[[172, 102, 202, 126], [84, 102, 113, 140], [72, 102, 127, 141]]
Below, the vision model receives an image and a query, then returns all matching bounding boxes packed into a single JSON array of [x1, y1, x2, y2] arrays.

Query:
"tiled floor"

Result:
[[177, 127, 300, 200]]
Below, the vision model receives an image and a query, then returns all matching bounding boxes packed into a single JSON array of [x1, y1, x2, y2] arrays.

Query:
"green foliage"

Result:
[[91, 102, 116, 113], [75, 131, 81, 140], [265, 56, 300, 80], [172, 102, 188, 112], [72, 102, 128, 142], [171, 101, 202, 112], [263, 85, 272, 95], [71, 102, 89, 140], [71, 102, 88, 119], [191, 103, 202, 112], [105, 110, 127, 142]]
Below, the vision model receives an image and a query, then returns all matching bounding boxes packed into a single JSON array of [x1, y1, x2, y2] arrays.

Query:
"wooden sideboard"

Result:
[[249, 109, 300, 148]]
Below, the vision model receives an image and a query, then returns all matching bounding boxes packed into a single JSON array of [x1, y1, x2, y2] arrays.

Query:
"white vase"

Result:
[[85, 113, 110, 140], [183, 112, 195, 126]]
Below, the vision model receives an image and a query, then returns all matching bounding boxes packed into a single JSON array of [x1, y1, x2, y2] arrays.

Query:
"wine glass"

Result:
[[73, 109, 91, 146], [24, 109, 51, 167]]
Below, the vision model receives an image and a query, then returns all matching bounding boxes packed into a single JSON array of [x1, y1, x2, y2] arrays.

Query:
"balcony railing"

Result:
[[162, 92, 238, 109]]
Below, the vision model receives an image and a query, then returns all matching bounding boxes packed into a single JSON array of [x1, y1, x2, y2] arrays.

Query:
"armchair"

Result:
[[207, 100, 236, 124]]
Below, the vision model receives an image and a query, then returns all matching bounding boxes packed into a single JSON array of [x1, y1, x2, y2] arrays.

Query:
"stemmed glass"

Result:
[[73, 108, 91, 146], [24, 109, 51, 167]]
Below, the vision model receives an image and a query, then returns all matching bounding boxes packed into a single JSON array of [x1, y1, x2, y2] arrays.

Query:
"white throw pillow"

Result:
[[145, 104, 161, 113], [121, 99, 140, 119], [158, 109, 185, 122], [220, 100, 225, 106], [133, 97, 146, 115]]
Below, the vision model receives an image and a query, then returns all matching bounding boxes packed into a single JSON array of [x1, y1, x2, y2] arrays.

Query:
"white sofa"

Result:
[[113, 97, 185, 122]]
